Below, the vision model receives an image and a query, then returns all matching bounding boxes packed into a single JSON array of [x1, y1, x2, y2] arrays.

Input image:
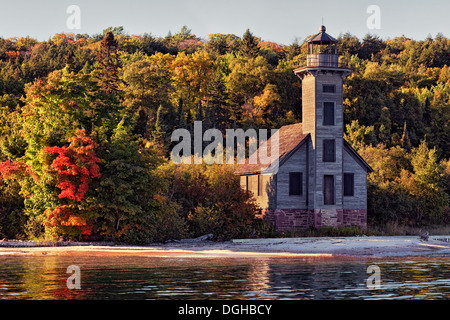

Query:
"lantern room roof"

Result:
[[307, 25, 338, 44]]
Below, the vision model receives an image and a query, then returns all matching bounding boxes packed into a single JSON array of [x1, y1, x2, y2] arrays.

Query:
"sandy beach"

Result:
[[0, 236, 449, 258]]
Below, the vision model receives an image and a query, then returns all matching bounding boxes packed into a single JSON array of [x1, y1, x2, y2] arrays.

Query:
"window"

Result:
[[323, 139, 336, 162], [323, 84, 336, 93], [289, 172, 303, 196], [323, 102, 335, 126], [344, 173, 355, 196], [323, 175, 335, 205]]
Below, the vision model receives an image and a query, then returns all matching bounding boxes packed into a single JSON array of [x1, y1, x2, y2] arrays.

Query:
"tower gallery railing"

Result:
[[302, 53, 349, 69]]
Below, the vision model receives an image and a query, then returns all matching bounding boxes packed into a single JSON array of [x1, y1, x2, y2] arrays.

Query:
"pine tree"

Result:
[[96, 120, 155, 238], [240, 29, 260, 58], [207, 67, 230, 131], [203, 103, 216, 130], [423, 97, 432, 127], [95, 31, 121, 94], [153, 104, 168, 145], [195, 101, 203, 122], [177, 98, 187, 129], [401, 121, 412, 151]]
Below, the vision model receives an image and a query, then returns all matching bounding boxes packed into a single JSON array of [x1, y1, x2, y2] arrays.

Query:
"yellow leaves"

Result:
[[253, 84, 280, 109], [170, 51, 215, 104]]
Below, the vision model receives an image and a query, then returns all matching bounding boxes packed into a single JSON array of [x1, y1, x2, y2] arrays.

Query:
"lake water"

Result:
[[0, 254, 448, 300]]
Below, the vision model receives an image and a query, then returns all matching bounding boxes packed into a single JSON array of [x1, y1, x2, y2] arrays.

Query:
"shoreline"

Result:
[[0, 236, 450, 258]]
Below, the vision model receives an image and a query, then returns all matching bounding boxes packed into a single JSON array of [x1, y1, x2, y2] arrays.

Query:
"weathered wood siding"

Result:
[[240, 174, 275, 210], [301, 75, 316, 145], [302, 71, 346, 210], [276, 143, 308, 209], [342, 147, 367, 209]]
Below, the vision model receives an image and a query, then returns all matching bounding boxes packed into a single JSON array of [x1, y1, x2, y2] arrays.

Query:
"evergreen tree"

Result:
[[96, 120, 156, 241], [401, 121, 412, 151], [423, 97, 432, 127], [195, 101, 203, 122], [240, 29, 260, 58], [153, 104, 168, 146], [95, 31, 121, 94], [153, 103, 176, 151], [176, 98, 187, 129], [207, 67, 230, 131], [203, 103, 216, 130]]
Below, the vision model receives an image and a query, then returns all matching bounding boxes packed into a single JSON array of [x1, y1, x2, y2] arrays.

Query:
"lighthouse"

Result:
[[236, 26, 372, 231]]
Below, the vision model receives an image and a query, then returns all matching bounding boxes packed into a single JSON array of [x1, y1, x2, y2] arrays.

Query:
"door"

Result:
[[323, 175, 335, 205]]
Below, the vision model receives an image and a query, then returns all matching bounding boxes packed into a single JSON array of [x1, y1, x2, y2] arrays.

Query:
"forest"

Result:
[[0, 26, 449, 242]]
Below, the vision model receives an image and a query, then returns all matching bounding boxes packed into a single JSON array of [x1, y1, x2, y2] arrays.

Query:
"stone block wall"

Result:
[[262, 209, 314, 232], [342, 209, 367, 229], [262, 208, 366, 231]]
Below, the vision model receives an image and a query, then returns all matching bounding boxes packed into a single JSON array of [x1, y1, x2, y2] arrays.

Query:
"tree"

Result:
[[359, 34, 385, 61], [157, 162, 259, 240], [344, 120, 377, 151], [338, 32, 361, 57], [6, 68, 123, 239], [240, 29, 260, 58], [95, 31, 121, 94], [206, 66, 231, 130], [95, 120, 158, 241], [176, 97, 187, 128], [122, 52, 174, 133], [398, 141, 449, 221], [170, 51, 215, 110], [226, 55, 271, 122], [153, 103, 176, 150], [44, 129, 101, 238], [401, 121, 412, 151], [206, 33, 241, 56]]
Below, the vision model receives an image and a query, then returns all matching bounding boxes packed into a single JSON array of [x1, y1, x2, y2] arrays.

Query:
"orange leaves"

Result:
[[45, 205, 93, 236], [4, 51, 20, 61], [0, 160, 38, 182], [0, 160, 25, 179], [258, 41, 284, 55]]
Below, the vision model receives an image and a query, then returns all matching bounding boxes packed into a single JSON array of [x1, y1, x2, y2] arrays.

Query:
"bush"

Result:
[[156, 162, 260, 241]]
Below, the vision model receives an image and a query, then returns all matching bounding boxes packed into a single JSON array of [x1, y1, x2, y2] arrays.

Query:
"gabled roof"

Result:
[[343, 140, 374, 173], [234, 123, 309, 175], [235, 123, 374, 175]]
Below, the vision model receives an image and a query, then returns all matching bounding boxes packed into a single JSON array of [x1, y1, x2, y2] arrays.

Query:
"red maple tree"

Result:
[[45, 129, 101, 237]]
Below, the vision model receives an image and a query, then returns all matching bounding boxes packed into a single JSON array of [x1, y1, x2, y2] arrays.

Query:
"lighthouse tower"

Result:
[[294, 26, 351, 224]]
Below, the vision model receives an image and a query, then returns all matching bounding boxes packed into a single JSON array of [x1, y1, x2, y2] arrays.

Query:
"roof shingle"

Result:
[[234, 123, 309, 175]]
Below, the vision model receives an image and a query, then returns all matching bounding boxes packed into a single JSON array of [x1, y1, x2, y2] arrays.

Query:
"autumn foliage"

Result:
[[0, 160, 36, 181], [1, 27, 450, 241], [44, 129, 101, 238], [45, 129, 101, 202]]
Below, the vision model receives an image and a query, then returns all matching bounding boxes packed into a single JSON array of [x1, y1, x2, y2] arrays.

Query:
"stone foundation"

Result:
[[262, 208, 367, 232], [341, 209, 367, 229], [262, 209, 313, 232]]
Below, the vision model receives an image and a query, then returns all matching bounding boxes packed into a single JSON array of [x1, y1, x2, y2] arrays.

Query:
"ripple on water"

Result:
[[0, 255, 448, 300]]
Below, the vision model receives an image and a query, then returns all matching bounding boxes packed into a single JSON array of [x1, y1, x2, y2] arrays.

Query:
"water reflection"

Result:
[[0, 255, 448, 300]]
